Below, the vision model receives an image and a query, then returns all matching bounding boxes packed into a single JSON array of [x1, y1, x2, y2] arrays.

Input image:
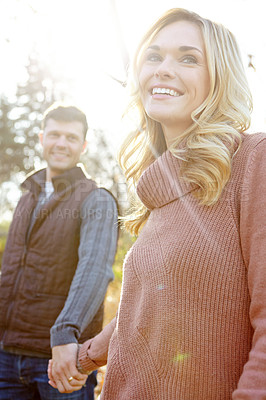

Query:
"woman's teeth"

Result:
[[152, 88, 181, 97]]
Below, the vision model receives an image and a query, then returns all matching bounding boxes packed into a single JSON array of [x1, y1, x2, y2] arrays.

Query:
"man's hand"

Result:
[[49, 343, 88, 393]]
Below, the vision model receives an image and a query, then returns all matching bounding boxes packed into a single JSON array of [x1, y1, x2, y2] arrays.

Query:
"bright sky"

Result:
[[0, 0, 266, 152]]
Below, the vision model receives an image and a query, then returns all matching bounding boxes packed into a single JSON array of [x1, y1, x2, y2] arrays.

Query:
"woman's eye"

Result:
[[181, 55, 198, 64], [146, 53, 162, 62]]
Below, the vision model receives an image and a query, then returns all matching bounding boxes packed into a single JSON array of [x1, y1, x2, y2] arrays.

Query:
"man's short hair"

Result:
[[42, 103, 88, 139]]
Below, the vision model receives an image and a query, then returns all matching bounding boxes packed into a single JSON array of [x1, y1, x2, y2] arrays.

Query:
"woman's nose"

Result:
[[154, 58, 176, 79]]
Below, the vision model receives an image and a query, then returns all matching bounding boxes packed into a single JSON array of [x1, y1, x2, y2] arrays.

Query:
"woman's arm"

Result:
[[78, 317, 117, 373], [233, 137, 266, 399]]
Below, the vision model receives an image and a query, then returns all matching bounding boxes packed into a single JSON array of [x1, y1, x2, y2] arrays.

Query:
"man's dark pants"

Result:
[[0, 349, 97, 400]]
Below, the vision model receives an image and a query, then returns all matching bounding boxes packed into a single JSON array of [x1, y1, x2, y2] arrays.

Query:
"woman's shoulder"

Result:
[[234, 132, 266, 163], [241, 131, 266, 148], [230, 132, 265, 186]]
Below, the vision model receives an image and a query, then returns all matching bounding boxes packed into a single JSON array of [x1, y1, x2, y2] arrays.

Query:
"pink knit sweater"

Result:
[[79, 133, 266, 399]]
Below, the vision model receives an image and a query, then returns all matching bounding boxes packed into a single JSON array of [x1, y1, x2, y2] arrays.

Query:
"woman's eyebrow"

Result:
[[146, 44, 203, 55], [146, 45, 160, 51], [179, 45, 203, 54]]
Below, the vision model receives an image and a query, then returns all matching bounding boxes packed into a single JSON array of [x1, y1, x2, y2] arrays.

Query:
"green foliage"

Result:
[[0, 96, 19, 182], [0, 222, 9, 268], [112, 229, 136, 281], [103, 229, 135, 325]]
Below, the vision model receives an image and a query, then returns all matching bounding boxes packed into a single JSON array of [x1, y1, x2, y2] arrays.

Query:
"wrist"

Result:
[[76, 344, 90, 374]]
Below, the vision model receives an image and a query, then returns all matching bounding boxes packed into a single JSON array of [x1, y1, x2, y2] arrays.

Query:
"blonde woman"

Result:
[[49, 8, 266, 399]]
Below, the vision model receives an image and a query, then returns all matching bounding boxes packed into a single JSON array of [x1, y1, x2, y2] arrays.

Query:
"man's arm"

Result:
[[50, 188, 118, 391]]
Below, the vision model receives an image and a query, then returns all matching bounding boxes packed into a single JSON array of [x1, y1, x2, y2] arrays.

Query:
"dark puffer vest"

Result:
[[0, 166, 103, 356]]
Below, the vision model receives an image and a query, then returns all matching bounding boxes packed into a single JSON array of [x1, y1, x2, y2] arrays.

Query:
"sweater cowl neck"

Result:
[[136, 149, 195, 210]]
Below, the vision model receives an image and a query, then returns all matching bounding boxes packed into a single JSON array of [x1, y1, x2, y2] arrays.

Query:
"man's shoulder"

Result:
[[82, 187, 117, 207], [80, 188, 118, 222]]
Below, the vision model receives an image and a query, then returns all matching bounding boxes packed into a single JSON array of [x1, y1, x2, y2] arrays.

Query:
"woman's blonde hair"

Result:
[[118, 8, 252, 235]]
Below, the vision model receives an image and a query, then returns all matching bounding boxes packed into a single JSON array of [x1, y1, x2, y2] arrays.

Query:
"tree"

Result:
[[0, 95, 21, 182], [0, 51, 68, 183], [81, 129, 128, 212]]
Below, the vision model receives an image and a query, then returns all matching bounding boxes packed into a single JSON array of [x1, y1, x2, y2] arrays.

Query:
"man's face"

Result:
[[39, 119, 87, 181]]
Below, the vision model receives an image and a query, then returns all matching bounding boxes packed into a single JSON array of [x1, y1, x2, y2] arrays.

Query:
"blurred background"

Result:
[[0, 0, 265, 395]]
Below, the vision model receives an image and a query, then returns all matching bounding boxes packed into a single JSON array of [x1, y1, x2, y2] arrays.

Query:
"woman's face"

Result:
[[138, 20, 210, 143]]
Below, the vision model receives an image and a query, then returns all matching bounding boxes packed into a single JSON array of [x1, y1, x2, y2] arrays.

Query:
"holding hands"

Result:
[[48, 343, 88, 393]]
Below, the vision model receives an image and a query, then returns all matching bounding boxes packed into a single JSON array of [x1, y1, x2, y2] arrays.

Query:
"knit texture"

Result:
[[81, 133, 266, 399]]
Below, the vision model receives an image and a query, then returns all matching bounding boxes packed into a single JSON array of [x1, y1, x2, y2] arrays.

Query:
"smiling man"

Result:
[[39, 118, 88, 180], [0, 104, 118, 399]]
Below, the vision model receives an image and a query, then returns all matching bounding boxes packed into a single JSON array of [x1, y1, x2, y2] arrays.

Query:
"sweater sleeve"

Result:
[[50, 188, 118, 347], [233, 138, 266, 399], [78, 316, 117, 373]]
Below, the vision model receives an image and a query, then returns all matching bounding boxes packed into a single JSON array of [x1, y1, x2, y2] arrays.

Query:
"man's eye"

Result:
[[181, 55, 198, 64]]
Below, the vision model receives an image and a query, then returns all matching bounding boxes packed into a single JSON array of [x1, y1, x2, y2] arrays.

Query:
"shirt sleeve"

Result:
[[50, 188, 118, 347], [233, 137, 266, 399]]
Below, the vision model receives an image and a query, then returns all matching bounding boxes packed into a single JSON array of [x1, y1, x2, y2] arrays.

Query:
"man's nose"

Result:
[[55, 135, 67, 147]]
